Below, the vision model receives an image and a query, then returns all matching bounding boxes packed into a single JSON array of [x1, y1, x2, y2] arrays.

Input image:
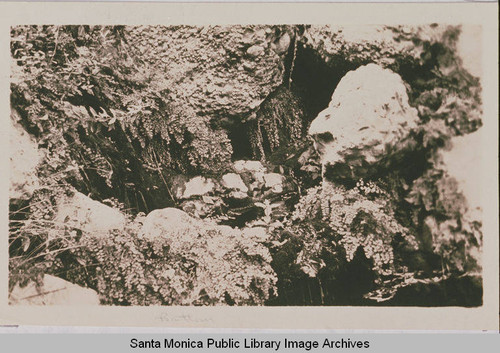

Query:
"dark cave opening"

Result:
[[289, 43, 363, 123], [227, 121, 255, 160]]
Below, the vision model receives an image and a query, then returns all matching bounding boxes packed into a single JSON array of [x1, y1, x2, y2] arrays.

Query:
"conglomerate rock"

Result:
[[301, 25, 450, 67], [127, 25, 290, 121]]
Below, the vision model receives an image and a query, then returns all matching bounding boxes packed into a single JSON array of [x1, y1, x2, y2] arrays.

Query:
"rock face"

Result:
[[128, 25, 289, 121], [9, 24, 483, 307], [9, 274, 100, 305], [302, 25, 450, 68], [53, 191, 127, 237], [138, 208, 276, 305], [10, 119, 42, 200], [309, 64, 419, 181]]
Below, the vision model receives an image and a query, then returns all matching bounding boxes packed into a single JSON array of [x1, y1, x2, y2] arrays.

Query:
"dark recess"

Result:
[[227, 121, 254, 160], [289, 43, 362, 122], [225, 41, 359, 161]]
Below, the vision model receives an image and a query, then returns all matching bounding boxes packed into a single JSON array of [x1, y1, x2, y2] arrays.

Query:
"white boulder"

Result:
[[309, 64, 419, 175], [54, 191, 126, 237]]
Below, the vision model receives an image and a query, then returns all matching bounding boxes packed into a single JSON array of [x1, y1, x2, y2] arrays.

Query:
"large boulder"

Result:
[[53, 191, 127, 237], [9, 274, 100, 305], [309, 64, 419, 181], [137, 208, 276, 305], [127, 25, 289, 121], [10, 119, 42, 200]]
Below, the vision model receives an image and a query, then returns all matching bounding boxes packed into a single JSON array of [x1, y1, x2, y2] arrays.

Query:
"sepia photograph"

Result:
[[0, 2, 498, 331], [7, 22, 485, 308]]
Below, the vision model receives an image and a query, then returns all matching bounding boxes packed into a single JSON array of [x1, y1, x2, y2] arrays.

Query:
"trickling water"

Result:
[[288, 28, 298, 89]]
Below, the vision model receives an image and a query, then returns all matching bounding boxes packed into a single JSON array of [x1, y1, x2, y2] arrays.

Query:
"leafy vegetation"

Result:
[[11, 25, 233, 213]]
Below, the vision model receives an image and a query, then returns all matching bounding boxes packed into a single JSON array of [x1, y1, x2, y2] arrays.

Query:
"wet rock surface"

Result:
[[175, 160, 296, 229]]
